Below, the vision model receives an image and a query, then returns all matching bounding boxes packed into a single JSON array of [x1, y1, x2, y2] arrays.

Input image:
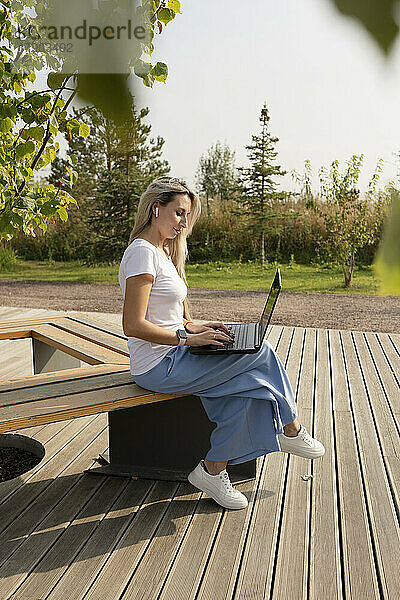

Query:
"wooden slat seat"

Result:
[[0, 372, 184, 433]]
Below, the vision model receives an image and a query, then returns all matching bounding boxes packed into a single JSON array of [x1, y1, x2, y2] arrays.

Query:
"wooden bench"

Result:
[[0, 311, 256, 483]]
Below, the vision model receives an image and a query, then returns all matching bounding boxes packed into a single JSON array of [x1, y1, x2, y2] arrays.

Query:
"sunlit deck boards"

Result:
[[0, 320, 399, 599]]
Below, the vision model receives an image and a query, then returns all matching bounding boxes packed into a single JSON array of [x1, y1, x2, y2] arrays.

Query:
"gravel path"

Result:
[[0, 280, 399, 333]]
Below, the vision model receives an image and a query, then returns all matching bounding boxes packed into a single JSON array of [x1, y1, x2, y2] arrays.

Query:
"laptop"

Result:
[[189, 268, 282, 355]]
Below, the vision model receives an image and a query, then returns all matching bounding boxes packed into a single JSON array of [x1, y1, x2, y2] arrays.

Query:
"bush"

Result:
[[0, 247, 20, 272]]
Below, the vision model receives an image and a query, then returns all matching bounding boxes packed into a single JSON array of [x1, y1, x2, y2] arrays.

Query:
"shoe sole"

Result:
[[278, 444, 326, 459]]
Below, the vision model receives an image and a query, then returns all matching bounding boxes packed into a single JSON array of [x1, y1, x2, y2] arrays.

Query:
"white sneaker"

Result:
[[277, 425, 325, 459], [187, 460, 248, 510]]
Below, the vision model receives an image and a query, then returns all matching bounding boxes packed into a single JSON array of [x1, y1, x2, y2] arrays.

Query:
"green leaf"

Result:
[[158, 7, 175, 24], [15, 140, 35, 160], [373, 192, 400, 294], [0, 117, 12, 133], [78, 122, 90, 139], [25, 125, 45, 142], [0, 103, 16, 119], [49, 147, 57, 161], [168, 0, 181, 13], [75, 73, 132, 125], [57, 206, 68, 221], [330, 0, 398, 55], [48, 113, 58, 135], [41, 201, 55, 217], [12, 213, 23, 226], [134, 59, 152, 77], [47, 72, 66, 91], [21, 107, 35, 124], [151, 62, 168, 83]]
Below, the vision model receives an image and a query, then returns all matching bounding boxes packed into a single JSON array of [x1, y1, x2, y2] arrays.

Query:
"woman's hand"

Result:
[[185, 321, 232, 336], [186, 329, 233, 347]]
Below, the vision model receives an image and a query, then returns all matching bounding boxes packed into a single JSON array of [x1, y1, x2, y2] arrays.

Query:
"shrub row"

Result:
[[7, 195, 386, 267]]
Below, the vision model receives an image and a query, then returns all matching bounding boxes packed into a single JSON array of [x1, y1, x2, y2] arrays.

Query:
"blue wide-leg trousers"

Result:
[[133, 339, 298, 466]]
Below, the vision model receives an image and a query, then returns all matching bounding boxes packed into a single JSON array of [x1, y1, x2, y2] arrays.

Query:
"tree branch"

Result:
[[15, 78, 77, 198]]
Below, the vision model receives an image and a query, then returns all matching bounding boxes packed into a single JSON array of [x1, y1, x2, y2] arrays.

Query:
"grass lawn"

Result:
[[0, 258, 382, 295]]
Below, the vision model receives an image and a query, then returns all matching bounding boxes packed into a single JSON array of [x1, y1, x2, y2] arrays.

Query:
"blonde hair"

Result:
[[128, 176, 201, 283]]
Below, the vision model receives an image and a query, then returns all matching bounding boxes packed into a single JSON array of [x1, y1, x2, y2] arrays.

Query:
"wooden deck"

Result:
[[0, 307, 399, 599]]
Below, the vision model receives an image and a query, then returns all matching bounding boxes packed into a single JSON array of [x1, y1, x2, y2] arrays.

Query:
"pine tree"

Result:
[[48, 94, 170, 262], [237, 103, 288, 265]]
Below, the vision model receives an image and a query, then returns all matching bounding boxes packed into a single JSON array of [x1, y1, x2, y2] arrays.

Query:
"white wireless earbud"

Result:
[[155, 206, 159, 217]]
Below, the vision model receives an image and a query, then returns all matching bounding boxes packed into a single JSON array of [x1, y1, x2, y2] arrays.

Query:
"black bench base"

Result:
[[84, 394, 257, 483]]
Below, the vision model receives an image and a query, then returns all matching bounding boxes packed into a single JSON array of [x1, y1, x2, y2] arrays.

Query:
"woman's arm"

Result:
[[123, 273, 232, 347], [123, 274, 179, 345], [183, 298, 192, 326]]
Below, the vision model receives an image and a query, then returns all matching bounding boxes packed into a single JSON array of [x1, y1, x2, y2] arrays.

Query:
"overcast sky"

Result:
[[35, 0, 400, 195]]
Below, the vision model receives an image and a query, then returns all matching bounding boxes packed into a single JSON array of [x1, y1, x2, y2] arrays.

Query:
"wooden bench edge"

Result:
[[0, 391, 187, 433]]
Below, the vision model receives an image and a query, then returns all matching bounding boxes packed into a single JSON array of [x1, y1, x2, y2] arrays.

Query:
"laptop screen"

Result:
[[259, 269, 282, 343]]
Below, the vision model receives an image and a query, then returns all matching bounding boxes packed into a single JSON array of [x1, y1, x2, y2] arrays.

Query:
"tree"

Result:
[[0, 2, 89, 242], [0, 0, 181, 243], [292, 155, 390, 287], [195, 141, 238, 217], [60, 94, 171, 263], [236, 103, 289, 266]]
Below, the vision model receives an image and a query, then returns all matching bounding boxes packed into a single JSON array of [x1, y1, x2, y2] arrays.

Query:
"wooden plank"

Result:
[[0, 363, 129, 393], [335, 410, 380, 597], [115, 483, 208, 600], [0, 338, 33, 379], [0, 326, 32, 340], [374, 333, 400, 413], [0, 414, 106, 535], [80, 480, 180, 600], [389, 332, 400, 350], [271, 327, 313, 600], [31, 324, 130, 365], [44, 478, 157, 600], [2, 475, 127, 599], [340, 330, 400, 599], [0, 371, 134, 407], [0, 424, 111, 597], [353, 332, 400, 520], [355, 332, 399, 458], [0, 385, 186, 433], [49, 317, 129, 355], [378, 333, 400, 367], [0, 335, 32, 386], [330, 331, 380, 598], [309, 329, 342, 599], [330, 329, 351, 412], [0, 314, 68, 329], [66, 311, 125, 338]]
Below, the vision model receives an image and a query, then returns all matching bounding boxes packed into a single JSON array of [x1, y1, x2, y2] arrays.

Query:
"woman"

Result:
[[118, 176, 325, 511]]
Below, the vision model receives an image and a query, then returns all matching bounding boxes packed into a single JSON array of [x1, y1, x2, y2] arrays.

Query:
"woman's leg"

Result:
[[134, 340, 298, 465], [202, 418, 301, 474], [203, 459, 228, 475]]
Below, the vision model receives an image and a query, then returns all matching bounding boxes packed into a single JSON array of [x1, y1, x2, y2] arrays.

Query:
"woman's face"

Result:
[[155, 193, 192, 241]]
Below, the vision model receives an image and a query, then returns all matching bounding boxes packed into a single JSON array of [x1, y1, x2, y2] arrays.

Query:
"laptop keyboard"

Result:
[[217, 323, 257, 350]]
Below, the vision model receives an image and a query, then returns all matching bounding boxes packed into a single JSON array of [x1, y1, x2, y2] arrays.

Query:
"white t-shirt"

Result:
[[118, 238, 187, 376]]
